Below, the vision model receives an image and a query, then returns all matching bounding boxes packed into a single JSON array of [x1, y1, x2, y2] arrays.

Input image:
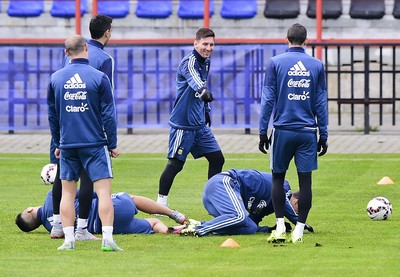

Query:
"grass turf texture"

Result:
[[1, 153, 399, 276]]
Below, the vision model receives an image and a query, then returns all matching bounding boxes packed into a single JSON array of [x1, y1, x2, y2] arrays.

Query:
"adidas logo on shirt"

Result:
[[288, 61, 310, 76], [64, 73, 86, 89]]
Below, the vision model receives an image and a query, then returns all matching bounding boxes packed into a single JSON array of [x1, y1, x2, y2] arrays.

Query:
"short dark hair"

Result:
[[291, 190, 300, 199], [15, 212, 41, 232], [287, 23, 307, 45], [195, 28, 215, 41], [90, 14, 113, 39]]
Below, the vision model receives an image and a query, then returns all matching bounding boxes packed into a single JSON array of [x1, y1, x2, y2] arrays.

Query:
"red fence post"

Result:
[[75, 0, 82, 35], [316, 0, 322, 60], [204, 0, 210, 28], [92, 0, 98, 16]]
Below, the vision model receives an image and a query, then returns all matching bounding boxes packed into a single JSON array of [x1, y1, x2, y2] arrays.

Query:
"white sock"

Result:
[[63, 226, 75, 242], [77, 218, 88, 230], [53, 214, 62, 227], [157, 194, 168, 206], [276, 218, 285, 233], [102, 226, 114, 241], [293, 222, 305, 238]]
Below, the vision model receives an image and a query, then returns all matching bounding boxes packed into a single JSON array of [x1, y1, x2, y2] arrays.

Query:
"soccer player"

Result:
[[16, 190, 187, 235], [47, 35, 120, 251], [49, 14, 115, 241], [258, 23, 328, 243], [157, 28, 225, 207], [179, 169, 314, 237]]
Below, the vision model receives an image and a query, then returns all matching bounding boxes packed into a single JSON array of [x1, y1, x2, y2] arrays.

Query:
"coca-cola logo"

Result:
[[287, 79, 311, 88], [64, 91, 87, 100]]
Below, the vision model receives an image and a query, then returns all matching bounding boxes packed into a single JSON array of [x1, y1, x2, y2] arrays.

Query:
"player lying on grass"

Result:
[[180, 169, 314, 237], [16, 190, 188, 237]]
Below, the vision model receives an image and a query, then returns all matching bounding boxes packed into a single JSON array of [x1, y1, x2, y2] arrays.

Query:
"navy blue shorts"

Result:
[[270, 128, 318, 173], [90, 192, 154, 234], [167, 125, 221, 161], [111, 193, 154, 234], [60, 145, 113, 182]]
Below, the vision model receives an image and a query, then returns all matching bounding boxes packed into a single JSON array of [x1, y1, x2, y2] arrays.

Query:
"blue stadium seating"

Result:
[[264, 0, 300, 19], [7, 0, 44, 17], [220, 0, 257, 19], [50, 0, 88, 18], [306, 0, 342, 19], [98, 0, 130, 18], [135, 0, 172, 19], [178, 0, 214, 19], [349, 0, 385, 19], [393, 0, 400, 19]]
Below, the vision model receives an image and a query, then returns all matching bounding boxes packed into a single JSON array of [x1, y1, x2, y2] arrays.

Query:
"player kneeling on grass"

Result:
[[180, 169, 314, 237], [16, 190, 188, 236]]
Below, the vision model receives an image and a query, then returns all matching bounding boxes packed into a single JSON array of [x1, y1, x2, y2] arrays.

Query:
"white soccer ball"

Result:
[[366, 196, 392, 220], [40, 163, 57, 185]]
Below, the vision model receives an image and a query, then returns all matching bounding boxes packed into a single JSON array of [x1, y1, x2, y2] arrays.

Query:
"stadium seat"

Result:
[[393, 0, 400, 19], [98, 0, 130, 18], [7, 0, 44, 17], [135, 0, 172, 19], [264, 0, 300, 19], [349, 0, 385, 19], [220, 0, 257, 19], [306, 0, 342, 19], [178, 0, 214, 19], [50, 0, 88, 18]]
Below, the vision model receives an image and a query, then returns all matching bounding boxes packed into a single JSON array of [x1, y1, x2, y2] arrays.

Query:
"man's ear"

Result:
[[65, 49, 71, 57], [26, 207, 34, 213], [105, 29, 111, 38]]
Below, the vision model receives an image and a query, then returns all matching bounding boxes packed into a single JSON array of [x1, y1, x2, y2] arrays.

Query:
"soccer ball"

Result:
[[40, 163, 57, 185], [366, 196, 392, 220]]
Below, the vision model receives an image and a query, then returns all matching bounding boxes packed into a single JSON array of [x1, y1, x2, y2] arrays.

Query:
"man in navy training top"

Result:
[[179, 169, 314, 237], [47, 34, 120, 251], [49, 14, 115, 241], [258, 23, 328, 244], [16, 190, 188, 235], [157, 28, 225, 207]]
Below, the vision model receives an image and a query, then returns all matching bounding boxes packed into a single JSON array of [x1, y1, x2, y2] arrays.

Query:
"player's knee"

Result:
[[166, 158, 184, 173], [232, 211, 246, 224], [206, 151, 225, 168]]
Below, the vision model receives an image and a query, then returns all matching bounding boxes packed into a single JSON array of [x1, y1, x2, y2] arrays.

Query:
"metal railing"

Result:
[[1, 42, 399, 134], [309, 43, 400, 134]]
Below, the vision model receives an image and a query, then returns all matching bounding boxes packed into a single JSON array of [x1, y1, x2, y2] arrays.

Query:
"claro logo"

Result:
[[288, 91, 310, 101], [66, 103, 89, 112]]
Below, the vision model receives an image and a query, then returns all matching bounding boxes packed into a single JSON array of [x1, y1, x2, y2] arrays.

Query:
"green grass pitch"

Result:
[[1, 153, 399, 276]]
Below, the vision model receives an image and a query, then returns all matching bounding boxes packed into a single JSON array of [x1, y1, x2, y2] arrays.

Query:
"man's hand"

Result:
[[317, 138, 328, 157], [199, 88, 214, 103], [55, 148, 60, 159], [258, 134, 269, 154], [205, 111, 211, 127], [110, 148, 120, 158]]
